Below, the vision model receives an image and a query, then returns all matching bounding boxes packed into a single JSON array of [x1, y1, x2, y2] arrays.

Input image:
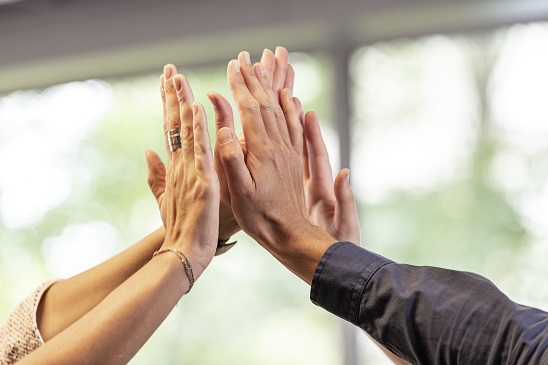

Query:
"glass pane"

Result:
[[351, 23, 548, 363]]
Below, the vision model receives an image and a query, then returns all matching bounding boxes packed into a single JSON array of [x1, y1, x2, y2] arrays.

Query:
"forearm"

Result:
[[37, 227, 165, 341], [19, 252, 187, 365]]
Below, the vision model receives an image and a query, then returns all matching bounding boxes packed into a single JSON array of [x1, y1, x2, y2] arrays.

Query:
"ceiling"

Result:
[[1, 0, 548, 94]]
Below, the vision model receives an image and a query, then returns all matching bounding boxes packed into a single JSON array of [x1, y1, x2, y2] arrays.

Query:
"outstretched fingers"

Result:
[[304, 111, 334, 193], [192, 103, 215, 174], [145, 149, 166, 205], [236, 51, 284, 145], [251, 61, 292, 148], [280, 88, 304, 156], [260, 48, 276, 88], [227, 58, 273, 149], [208, 92, 234, 195], [272, 46, 289, 93], [163, 65, 183, 162], [333, 168, 360, 244], [174, 73, 196, 164]]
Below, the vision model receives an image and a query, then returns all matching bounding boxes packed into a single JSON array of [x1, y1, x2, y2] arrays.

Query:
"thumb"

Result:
[[217, 127, 253, 200], [145, 149, 166, 203], [333, 168, 361, 245]]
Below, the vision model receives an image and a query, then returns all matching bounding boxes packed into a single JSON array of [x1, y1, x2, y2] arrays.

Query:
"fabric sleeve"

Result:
[[0, 280, 59, 365], [311, 242, 548, 365]]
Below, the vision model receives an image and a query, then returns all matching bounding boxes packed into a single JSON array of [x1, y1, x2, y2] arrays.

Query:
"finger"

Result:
[[217, 127, 253, 202], [304, 111, 333, 198], [293, 97, 308, 173], [302, 113, 311, 181], [334, 168, 361, 245], [227, 58, 270, 148], [160, 75, 170, 157], [260, 48, 276, 87], [252, 62, 292, 148], [280, 88, 304, 156], [207, 92, 235, 132], [272, 46, 289, 93], [163, 64, 182, 158], [208, 92, 234, 203], [284, 64, 295, 93], [145, 149, 166, 202], [293, 97, 305, 127], [193, 103, 215, 173], [237, 51, 283, 144], [174, 74, 195, 162]]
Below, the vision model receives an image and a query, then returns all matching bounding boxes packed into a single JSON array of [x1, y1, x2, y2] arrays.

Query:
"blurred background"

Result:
[[1, 0, 548, 364]]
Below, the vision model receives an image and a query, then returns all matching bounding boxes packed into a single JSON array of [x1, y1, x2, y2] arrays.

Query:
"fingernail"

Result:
[[257, 64, 266, 77], [193, 103, 199, 116], [173, 76, 182, 92], [218, 128, 233, 145], [233, 60, 240, 73], [242, 51, 251, 65], [346, 170, 350, 184], [164, 65, 173, 80]]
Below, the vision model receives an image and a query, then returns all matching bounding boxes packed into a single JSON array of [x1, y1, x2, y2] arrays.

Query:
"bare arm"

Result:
[[20, 252, 189, 365], [36, 227, 165, 341]]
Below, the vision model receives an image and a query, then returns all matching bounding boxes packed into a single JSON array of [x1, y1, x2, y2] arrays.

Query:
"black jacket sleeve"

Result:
[[310, 242, 548, 365]]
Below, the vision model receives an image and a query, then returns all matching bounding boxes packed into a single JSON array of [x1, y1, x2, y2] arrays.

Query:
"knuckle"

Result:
[[259, 100, 273, 114], [241, 100, 260, 113], [221, 148, 242, 163], [273, 107, 285, 120]]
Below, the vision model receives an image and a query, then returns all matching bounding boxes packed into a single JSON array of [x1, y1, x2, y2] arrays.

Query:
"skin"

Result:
[[21, 65, 219, 364]]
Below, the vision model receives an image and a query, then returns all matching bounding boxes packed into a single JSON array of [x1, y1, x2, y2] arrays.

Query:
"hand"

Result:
[[206, 47, 295, 242], [146, 65, 231, 252], [215, 52, 336, 283], [145, 64, 219, 278]]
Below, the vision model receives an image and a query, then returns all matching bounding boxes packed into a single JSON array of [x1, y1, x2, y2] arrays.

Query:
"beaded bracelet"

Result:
[[153, 248, 194, 294]]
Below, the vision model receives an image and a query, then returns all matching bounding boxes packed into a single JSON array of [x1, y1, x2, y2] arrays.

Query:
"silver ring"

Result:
[[167, 128, 182, 152]]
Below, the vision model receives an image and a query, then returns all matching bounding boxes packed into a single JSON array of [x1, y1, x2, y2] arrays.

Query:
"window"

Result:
[[351, 23, 548, 363]]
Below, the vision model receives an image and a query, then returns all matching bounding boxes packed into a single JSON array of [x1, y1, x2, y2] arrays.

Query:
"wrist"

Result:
[[259, 222, 338, 285], [151, 251, 192, 295], [160, 238, 214, 282]]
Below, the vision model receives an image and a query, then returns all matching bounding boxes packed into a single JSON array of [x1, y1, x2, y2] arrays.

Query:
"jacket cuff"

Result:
[[310, 242, 392, 324]]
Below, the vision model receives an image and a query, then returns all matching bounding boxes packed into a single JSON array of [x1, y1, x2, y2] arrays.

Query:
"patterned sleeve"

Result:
[[0, 280, 59, 365]]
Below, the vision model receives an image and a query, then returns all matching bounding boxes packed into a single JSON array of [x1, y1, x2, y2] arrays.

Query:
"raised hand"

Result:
[[265, 49, 360, 244], [215, 52, 337, 283], [145, 64, 219, 277], [206, 47, 295, 243]]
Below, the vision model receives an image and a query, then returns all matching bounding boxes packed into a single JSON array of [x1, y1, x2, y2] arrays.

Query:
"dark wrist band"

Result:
[[215, 238, 237, 256]]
